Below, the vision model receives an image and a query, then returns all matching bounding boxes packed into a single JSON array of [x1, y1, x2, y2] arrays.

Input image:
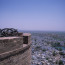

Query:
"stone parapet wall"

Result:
[[0, 37, 23, 54], [0, 43, 31, 65], [0, 33, 31, 65]]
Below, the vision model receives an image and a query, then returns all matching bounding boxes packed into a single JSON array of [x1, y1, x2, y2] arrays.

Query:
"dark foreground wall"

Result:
[[0, 33, 31, 65]]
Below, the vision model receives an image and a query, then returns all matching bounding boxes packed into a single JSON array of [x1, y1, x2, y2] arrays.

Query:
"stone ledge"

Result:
[[0, 37, 21, 40], [23, 33, 31, 36]]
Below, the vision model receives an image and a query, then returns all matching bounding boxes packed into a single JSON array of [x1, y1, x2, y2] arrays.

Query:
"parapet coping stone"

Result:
[[23, 33, 31, 36], [0, 37, 21, 40]]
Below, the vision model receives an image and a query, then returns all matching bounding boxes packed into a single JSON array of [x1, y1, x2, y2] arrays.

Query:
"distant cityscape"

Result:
[[29, 31, 65, 65]]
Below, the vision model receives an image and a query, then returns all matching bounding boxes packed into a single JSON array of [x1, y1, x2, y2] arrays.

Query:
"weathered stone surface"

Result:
[[0, 33, 31, 65], [0, 46, 31, 65], [0, 37, 23, 54]]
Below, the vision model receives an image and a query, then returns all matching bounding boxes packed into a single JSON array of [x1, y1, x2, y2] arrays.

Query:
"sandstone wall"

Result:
[[0, 44, 31, 65], [0, 33, 31, 65], [0, 37, 23, 54]]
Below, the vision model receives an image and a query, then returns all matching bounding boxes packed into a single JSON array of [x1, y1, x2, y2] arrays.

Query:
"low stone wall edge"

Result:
[[0, 43, 31, 61]]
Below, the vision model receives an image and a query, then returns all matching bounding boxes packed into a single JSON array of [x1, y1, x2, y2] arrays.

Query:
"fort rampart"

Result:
[[0, 33, 31, 65]]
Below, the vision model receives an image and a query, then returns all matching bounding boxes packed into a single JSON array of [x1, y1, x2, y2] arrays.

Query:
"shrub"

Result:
[[55, 47, 58, 50], [53, 51, 56, 56], [56, 42, 60, 46], [52, 42, 61, 47], [42, 49, 46, 52], [59, 48, 62, 51], [59, 60, 64, 65], [56, 60, 58, 64], [35, 46, 41, 51], [35, 43, 37, 45], [46, 57, 49, 60], [59, 52, 64, 55], [34, 39, 36, 42]]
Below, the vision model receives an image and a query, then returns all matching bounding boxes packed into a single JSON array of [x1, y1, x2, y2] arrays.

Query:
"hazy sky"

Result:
[[0, 0, 65, 31]]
